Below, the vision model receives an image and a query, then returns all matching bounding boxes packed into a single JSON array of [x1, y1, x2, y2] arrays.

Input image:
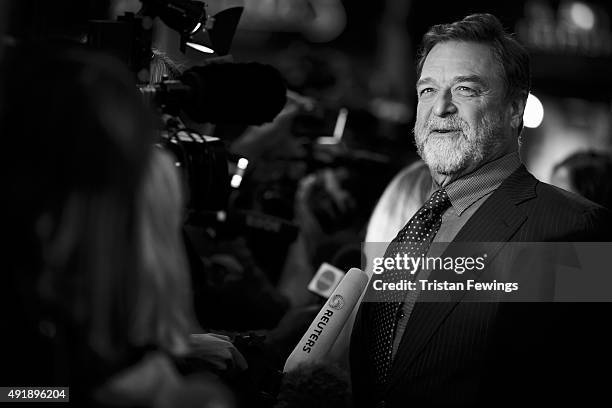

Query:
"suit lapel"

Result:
[[385, 165, 537, 393]]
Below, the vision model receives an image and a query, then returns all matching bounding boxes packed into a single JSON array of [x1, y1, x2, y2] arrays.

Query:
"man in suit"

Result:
[[350, 13, 610, 407]]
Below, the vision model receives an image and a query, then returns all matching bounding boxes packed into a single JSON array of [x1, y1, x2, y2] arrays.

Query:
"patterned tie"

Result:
[[370, 188, 451, 387]]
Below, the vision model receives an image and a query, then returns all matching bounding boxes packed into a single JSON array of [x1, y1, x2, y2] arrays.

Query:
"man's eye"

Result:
[[456, 86, 478, 96], [419, 88, 435, 97]]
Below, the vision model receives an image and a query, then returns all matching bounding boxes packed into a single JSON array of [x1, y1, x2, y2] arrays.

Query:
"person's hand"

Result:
[[266, 305, 321, 347], [264, 305, 322, 360], [231, 92, 314, 161], [188, 333, 248, 373], [295, 168, 355, 242]]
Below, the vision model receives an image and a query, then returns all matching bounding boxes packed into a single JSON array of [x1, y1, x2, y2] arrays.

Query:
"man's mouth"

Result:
[[430, 128, 460, 133]]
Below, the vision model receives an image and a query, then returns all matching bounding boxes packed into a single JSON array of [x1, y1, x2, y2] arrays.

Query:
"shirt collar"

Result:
[[432, 151, 521, 216]]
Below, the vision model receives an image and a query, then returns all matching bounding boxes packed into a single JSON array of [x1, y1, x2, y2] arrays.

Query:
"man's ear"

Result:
[[509, 93, 527, 130]]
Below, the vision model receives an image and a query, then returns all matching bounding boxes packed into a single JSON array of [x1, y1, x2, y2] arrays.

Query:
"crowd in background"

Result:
[[2, 1, 612, 407]]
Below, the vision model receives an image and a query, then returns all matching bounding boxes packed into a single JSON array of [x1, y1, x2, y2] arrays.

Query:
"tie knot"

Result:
[[425, 188, 451, 217]]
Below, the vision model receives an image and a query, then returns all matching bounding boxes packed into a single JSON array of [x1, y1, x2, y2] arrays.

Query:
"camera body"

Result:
[[86, 1, 270, 214]]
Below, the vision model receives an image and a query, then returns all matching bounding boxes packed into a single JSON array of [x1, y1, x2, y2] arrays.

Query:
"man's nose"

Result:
[[433, 90, 457, 117]]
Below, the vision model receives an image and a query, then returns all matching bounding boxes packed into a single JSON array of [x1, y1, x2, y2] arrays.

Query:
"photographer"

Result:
[[3, 44, 156, 399], [2, 41, 245, 406], [2, 1, 399, 406]]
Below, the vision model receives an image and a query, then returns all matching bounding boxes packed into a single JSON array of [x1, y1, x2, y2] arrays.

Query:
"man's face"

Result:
[[414, 41, 514, 178]]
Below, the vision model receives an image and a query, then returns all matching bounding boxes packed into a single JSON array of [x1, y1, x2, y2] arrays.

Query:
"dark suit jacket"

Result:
[[350, 165, 611, 407]]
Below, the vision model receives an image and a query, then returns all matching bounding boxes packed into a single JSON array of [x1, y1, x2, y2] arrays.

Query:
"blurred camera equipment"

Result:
[[87, 0, 287, 213], [88, 0, 244, 81], [141, 62, 287, 125]]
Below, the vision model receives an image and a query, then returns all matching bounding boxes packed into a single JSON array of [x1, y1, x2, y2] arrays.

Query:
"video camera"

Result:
[[87, 0, 287, 213]]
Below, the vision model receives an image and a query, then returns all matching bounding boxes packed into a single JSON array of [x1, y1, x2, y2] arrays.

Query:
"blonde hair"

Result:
[[364, 161, 431, 276], [366, 160, 431, 243], [133, 148, 196, 355], [37, 149, 196, 362]]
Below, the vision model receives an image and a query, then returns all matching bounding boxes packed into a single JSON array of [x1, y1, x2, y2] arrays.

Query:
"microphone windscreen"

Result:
[[180, 62, 287, 125], [307, 263, 345, 299], [283, 268, 368, 373]]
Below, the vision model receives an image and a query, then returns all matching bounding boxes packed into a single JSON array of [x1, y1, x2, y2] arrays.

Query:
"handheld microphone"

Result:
[[283, 268, 368, 373], [179, 62, 287, 125]]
